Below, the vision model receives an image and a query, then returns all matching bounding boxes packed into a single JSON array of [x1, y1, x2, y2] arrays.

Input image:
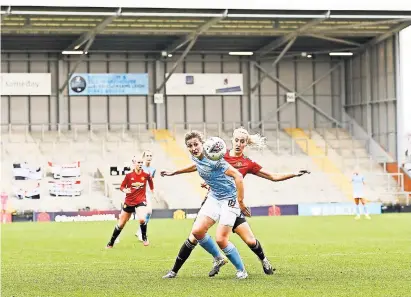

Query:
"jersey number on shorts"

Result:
[[228, 199, 236, 207]]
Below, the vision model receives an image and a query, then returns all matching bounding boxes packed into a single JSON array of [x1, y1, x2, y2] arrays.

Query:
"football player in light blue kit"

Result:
[[352, 169, 370, 220], [161, 131, 250, 279], [136, 150, 156, 241]]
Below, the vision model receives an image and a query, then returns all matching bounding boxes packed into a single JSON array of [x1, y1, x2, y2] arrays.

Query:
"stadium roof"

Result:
[[1, 6, 411, 56]]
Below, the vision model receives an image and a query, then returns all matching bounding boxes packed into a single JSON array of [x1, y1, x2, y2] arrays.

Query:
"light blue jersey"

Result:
[[192, 156, 236, 201], [142, 165, 156, 178], [143, 165, 156, 196], [352, 174, 364, 195]]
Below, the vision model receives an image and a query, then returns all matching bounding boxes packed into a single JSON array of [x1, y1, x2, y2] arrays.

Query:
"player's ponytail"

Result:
[[247, 133, 266, 149]]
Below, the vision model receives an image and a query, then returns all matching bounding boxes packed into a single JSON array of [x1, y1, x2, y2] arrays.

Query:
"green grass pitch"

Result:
[[2, 214, 411, 297]]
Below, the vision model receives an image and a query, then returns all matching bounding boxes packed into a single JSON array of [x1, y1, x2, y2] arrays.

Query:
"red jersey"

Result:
[[223, 150, 262, 177], [120, 170, 154, 206]]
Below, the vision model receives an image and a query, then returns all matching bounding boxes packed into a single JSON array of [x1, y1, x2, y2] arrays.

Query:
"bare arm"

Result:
[[255, 169, 310, 182], [225, 166, 250, 217], [161, 164, 197, 176], [147, 176, 154, 191]]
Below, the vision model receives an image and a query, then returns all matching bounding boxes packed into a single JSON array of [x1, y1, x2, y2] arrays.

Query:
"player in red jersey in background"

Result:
[[106, 157, 154, 248], [163, 127, 309, 279]]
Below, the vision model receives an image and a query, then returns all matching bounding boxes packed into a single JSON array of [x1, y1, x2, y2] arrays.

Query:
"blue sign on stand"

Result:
[[298, 202, 382, 216], [68, 73, 149, 95]]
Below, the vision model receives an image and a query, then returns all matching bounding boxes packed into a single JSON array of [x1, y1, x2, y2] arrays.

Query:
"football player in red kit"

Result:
[[163, 127, 309, 279], [106, 157, 154, 248]]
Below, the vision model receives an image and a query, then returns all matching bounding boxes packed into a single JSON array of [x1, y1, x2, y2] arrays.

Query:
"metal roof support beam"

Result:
[[256, 10, 330, 57], [373, 22, 411, 44], [0, 6, 11, 22], [356, 22, 411, 54], [256, 35, 295, 57], [253, 62, 342, 127], [251, 36, 297, 92], [310, 18, 411, 32], [228, 13, 411, 20], [257, 47, 358, 61], [2, 9, 410, 20], [165, 37, 193, 55], [301, 62, 343, 94], [165, 9, 228, 54], [65, 7, 121, 51], [59, 37, 95, 93], [156, 10, 228, 93], [304, 34, 362, 47], [156, 36, 199, 93], [252, 11, 331, 91]]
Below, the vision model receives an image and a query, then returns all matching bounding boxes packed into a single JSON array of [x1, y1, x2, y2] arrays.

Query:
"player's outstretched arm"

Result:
[[225, 166, 250, 217], [255, 169, 310, 182], [160, 164, 197, 177]]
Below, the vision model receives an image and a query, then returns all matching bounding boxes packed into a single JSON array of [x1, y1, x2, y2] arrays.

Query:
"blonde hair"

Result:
[[142, 150, 153, 158], [232, 127, 266, 149], [184, 130, 205, 144]]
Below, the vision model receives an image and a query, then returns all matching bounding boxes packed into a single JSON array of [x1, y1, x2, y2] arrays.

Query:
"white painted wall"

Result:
[[398, 26, 411, 165], [1, 53, 342, 133], [345, 36, 398, 158]]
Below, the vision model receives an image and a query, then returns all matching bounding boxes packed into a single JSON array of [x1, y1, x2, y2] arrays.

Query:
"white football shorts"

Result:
[[197, 193, 240, 227], [353, 190, 364, 198]]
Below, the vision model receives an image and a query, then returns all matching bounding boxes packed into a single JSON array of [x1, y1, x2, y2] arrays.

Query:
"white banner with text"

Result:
[[1, 73, 51, 95], [165, 73, 244, 95]]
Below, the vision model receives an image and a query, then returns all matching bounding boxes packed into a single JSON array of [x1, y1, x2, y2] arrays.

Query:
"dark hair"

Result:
[[184, 130, 204, 144]]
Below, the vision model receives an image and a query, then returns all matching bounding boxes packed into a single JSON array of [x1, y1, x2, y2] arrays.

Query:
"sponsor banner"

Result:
[[68, 73, 149, 96], [382, 204, 411, 213], [298, 202, 382, 216], [251, 205, 299, 216], [33, 210, 121, 222], [268, 205, 299, 216], [165, 73, 243, 95], [153, 205, 298, 219], [1, 73, 51, 95], [151, 209, 200, 219], [23, 203, 325, 223], [12, 212, 34, 222]]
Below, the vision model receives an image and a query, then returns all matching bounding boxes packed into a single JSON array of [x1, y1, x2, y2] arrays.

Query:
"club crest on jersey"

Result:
[[235, 161, 243, 168], [131, 182, 144, 189]]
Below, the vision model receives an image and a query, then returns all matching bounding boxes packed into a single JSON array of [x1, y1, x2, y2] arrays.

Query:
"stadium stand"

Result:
[[1, 120, 408, 211]]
